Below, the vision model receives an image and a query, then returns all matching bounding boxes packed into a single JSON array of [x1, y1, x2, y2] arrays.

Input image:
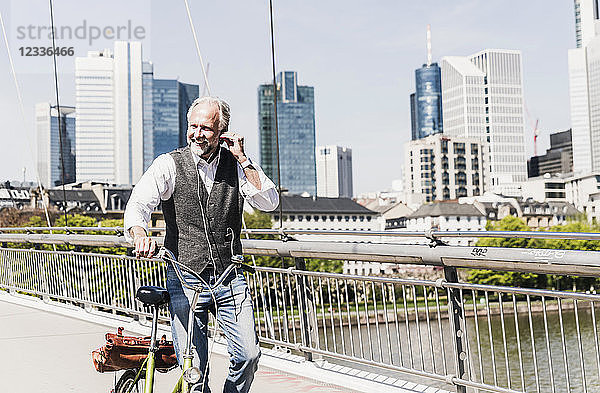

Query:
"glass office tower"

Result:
[[152, 79, 199, 158], [35, 103, 76, 187], [411, 63, 443, 140], [258, 71, 316, 195]]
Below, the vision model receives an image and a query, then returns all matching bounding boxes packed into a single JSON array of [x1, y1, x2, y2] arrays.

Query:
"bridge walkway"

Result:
[[0, 293, 440, 393]]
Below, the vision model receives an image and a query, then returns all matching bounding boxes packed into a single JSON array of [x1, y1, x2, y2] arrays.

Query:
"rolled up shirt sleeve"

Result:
[[124, 154, 176, 243], [237, 158, 279, 212]]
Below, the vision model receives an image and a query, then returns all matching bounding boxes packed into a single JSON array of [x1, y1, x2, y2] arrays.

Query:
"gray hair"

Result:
[[186, 96, 231, 132]]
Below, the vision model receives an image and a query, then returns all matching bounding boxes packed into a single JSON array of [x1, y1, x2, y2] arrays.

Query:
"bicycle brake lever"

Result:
[[231, 254, 244, 264], [231, 254, 255, 274]]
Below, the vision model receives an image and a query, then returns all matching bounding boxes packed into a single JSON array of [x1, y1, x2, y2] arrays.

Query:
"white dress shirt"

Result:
[[124, 147, 279, 242]]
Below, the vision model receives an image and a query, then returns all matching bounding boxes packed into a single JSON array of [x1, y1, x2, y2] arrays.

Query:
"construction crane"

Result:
[[523, 100, 540, 156], [533, 119, 540, 156]]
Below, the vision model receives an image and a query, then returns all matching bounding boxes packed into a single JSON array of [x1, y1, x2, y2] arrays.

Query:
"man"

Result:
[[124, 96, 279, 393]]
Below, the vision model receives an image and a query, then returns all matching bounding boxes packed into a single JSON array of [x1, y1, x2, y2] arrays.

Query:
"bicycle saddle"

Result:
[[136, 286, 170, 306]]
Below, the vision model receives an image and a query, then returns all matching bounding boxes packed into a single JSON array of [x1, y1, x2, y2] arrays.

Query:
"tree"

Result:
[[242, 210, 342, 272], [4, 213, 127, 254], [305, 258, 343, 273], [544, 220, 600, 291], [477, 215, 545, 249], [467, 216, 547, 288], [467, 216, 600, 290], [241, 210, 280, 268]]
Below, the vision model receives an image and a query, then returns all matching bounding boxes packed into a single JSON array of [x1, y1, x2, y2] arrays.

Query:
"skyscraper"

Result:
[[258, 71, 317, 195], [75, 41, 152, 185], [409, 93, 417, 140], [152, 79, 199, 158], [316, 145, 353, 198], [569, 0, 600, 174], [574, 0, 598, 48], [142, 61, 154, 171], [528, 129, 573, 177], [441, 49, 527, 196], [410, 25, 443, 140], [35, 102, 76, 188]]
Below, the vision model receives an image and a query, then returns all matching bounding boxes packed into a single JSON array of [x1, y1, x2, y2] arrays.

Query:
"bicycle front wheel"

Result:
[[115, 369, 144, 393]]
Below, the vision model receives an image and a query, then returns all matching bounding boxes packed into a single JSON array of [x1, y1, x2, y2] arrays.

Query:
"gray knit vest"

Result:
[[163, 146, 244, 274]]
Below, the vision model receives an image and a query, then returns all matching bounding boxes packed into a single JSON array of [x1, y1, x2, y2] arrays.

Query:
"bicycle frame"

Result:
[[124, 248, 254, 393], [122, 255, 202, 393]]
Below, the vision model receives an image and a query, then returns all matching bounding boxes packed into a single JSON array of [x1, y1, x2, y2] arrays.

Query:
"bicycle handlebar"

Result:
[[157, 248, 255, 293]]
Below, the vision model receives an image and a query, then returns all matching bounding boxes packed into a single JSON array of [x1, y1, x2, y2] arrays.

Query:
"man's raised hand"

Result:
[[220, 131, 246, 162]]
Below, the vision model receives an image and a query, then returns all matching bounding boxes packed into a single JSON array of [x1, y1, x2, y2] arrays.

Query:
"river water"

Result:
[[310, 306, 599, 393]]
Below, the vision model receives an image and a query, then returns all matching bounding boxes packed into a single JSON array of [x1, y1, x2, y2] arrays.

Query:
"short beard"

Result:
[[189, 139, 218, 160]]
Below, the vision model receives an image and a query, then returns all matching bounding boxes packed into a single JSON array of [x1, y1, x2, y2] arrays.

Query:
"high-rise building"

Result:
[[409, 93, 417, 140], [75, 41, 152, 185], [574, 0, 598, 48], [410, 25, 443, 140], [258, 71, 316, 195], [35, 102, 76, 188], [152, 79, 199, 158], [316, 145, 353, 198], [142, 61, 154, 171], [569, 0, 600, 174], [441, 49, 527, 196], [528, 129, 573, 177], [403, 134, 488, 202]]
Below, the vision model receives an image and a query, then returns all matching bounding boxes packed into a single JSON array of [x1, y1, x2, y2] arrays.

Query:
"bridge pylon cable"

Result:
[[268, 0, 285, 269], [0, 8, 54, 238], [48, 0, 69, 228], [183, 0, 212, 96]]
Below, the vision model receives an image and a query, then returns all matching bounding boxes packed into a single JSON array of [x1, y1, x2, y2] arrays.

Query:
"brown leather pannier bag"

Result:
[[92, 327, 178, 373]]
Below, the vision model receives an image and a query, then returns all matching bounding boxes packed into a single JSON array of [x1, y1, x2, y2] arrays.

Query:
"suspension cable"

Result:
[[0, 8, 54, 234], [49, 0, 69, 227], [183, 0, 212, 96], [268, 0, 283, 232]]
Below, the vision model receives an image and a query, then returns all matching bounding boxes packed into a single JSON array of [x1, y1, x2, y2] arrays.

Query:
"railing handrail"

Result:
[[1, 226, 600, 241], [3, 236, 600, 392], [2, 232, 600, 277], [2, 246, 599, 392]]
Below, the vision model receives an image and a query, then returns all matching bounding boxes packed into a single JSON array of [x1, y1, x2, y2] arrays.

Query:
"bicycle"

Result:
[[114, 247, 255, 393]]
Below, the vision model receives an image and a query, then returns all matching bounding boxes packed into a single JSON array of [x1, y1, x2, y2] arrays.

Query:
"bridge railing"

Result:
[[1, 229, 600, 393]]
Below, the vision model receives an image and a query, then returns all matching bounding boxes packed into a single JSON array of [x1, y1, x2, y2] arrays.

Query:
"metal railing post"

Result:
[[7, 249, 16, 294], [40, 251, 51, 302], [294, 257, 318, 361], [444, 266, 467, 393], [79, 253, 93, 311], [128, 255, 139, 314]]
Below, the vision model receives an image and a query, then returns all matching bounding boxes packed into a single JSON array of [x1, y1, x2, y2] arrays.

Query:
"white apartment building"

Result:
[[403, 201, 487, 246], [316, 145, 353, 198], [441, 50, 527, 196], [565, 172, 600, 222], [35, 102, 76, 188], [521, 173, 569, 203], [521, 172, 600, 223], [569, 0, 600, 174], [269, 194, 378, 243], [403, 133, 488, 203], [75, 41, 153, 185]]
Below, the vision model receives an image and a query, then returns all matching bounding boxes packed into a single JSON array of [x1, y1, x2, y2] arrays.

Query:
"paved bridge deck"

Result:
[[0, 292, 445, 393]]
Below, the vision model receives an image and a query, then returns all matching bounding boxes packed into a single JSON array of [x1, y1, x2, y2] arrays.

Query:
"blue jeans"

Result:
[[166, 265, 260, 393]]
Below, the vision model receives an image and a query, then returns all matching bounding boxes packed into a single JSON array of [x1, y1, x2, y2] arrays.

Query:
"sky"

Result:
[[0, 0, 575, 196]]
